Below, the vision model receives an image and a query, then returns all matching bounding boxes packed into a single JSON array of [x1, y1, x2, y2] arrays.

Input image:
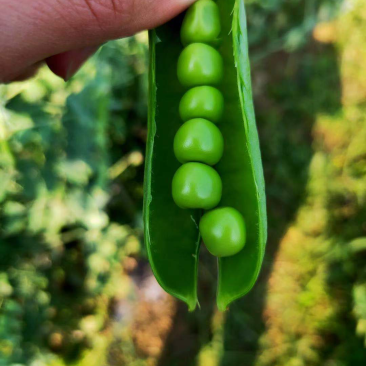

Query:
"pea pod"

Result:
[[144, 0, 267, 311]]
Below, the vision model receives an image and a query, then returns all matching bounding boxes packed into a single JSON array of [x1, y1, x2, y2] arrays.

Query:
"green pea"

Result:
[[199, 207, 246, 257], [174, 118, 224, 165], [172, 162, 222, 210], [177, 43, 223, 87], [179, 86, 224, 123], [181, 0, 221, 47]]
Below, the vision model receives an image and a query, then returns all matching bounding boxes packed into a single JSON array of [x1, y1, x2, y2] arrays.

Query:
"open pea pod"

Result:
[[144, 0, 267, 311]]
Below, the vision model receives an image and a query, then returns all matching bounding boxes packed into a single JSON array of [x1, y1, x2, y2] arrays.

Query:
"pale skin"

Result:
[[0, 0, 196, 83]]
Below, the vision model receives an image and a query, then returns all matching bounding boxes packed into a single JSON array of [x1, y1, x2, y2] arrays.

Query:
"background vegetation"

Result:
[[1, 0, 366, 365]]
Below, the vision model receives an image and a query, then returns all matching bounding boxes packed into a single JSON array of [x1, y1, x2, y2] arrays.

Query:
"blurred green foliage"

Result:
[[1, 1, 366, 366], [255, 4, 366, 364], [218, 2, 366, 366], [0, 36, 148, 365]]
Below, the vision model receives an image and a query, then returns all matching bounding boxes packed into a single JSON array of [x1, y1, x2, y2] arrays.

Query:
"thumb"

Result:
[[0, 0, 195, 82]]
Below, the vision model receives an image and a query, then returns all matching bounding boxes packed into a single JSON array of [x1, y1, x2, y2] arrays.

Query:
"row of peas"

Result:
[[171, 0, 246, 258]]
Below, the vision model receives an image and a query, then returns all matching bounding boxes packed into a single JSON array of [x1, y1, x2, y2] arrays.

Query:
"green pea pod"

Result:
[[144, 0, 267, 311]]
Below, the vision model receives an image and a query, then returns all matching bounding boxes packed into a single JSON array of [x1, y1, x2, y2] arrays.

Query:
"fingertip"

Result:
[[123, 0, 197, 36], [46, 46, 99, 81]]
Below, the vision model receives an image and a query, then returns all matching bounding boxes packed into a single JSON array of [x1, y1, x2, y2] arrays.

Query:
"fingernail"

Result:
[[46, 46, 100, 81]]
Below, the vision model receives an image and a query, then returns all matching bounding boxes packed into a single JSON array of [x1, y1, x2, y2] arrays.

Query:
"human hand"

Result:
[[0, 0, 195, 83]]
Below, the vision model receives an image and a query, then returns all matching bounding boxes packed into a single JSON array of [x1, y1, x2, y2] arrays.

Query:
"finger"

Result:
[[3, 62, 44, 84], [0, 0, 196, 82], [46, 46, 100, 81]]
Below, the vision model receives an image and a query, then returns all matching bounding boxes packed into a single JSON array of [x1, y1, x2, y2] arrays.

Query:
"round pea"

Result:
[[199, 207, 246, 257], [172, 162, 222, 210], [181, 0, 221, 47], [177, 43, 223, 88], [179, 86, 224, 123], [174, 118, 224, 165]]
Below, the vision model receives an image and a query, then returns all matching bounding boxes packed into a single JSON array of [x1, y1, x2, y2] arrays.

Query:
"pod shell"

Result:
[[144, 0, 267, 311]]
